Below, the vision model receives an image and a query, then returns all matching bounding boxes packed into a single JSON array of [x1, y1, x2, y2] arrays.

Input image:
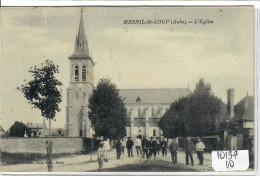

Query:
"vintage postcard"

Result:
[[0, 6, 256, 174]]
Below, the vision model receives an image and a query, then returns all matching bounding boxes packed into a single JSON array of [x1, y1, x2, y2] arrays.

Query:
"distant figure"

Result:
[[142, 136, 149, 159], [135, 136, 142, 157], [126, 137, 134, 157], [184, 136, 194, 166], [170, 138, 178, 163], [103, 138, 111, 162], [97, 142, 105, 170], [121, 139, 126, 154], [148, 137, 158, 161], [161, 138, 167, 156], [24, 131, 28, 138], [115, 138, 121, 159], [33, 131, 37, 137], [157, 138, 161, 154], [195, 138, 205, 165], [216, 137, 223, 150]]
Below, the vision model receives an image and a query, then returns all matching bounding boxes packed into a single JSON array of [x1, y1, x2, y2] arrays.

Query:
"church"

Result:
[[65, 12, 191, 139]]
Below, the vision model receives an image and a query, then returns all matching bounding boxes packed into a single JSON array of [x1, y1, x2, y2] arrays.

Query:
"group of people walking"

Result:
[[97, 135, 206, 169], [123, 136, 169, 160]]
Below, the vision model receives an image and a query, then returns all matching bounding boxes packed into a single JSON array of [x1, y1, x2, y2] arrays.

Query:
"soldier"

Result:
[[161, 138, 168, 156], [126, 137, 134, 157], [170, 138, 178, 163], [115, 138, 122, 159], [148, 137, 158, 161], [184, 136, 194, 166], [142, 135, 149, 159]]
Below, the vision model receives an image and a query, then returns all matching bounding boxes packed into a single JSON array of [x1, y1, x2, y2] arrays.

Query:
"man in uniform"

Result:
[[170, 138, 178, 163], [184, 136, 194, 166]]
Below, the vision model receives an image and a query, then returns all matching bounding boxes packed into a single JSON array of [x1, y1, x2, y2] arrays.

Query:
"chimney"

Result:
[[227, 89, 235, 119]]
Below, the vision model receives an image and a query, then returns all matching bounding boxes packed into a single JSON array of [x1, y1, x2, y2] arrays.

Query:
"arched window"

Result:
[[82, 65, 86, 81], [153, 129, 156, 136], [75, 66, 79, 81]]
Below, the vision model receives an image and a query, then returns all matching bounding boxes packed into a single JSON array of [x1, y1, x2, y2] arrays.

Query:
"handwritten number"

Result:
[[230, 160, 234, 168], [228, 151, 232, 160], [233, 150, 238, 159]]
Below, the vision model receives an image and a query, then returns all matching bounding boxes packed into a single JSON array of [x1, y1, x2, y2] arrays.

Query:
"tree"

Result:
[[159, 79, 222, 138], [9, 121, 27, 137], [88, 78, 127, 139], [17, 60, 62, 121], [17, 60, 62, 171], [184, 79, 222, 137], [219, 118, 244, 136], [159, 97, 188, 138]]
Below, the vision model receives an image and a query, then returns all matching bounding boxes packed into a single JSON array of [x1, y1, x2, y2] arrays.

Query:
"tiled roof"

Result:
[[234, 95, 254, 121], [119, 88, 191, 104]]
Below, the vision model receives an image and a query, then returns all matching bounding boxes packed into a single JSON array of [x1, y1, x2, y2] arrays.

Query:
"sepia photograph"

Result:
[[0, 6, 255, 173]]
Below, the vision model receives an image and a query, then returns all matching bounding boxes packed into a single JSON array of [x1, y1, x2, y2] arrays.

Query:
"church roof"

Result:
[[26, 122, 44, 129], [234, 95, 254, 121], [119, 88, 191, 104], [69, 10, 94, 66], [74, 10, 89, 55], [0, 125, 5, 133]]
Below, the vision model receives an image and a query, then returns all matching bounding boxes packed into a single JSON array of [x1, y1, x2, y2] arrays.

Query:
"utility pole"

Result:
[[90, 130, 95, 161], [47, 118, 53, 172]]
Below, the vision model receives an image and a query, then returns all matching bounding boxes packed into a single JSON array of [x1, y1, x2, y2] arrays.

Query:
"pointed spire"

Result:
[[74, 9, 89, 56]]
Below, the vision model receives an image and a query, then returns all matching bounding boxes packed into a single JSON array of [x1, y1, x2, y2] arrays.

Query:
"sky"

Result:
[[0, 7, 254, 131]]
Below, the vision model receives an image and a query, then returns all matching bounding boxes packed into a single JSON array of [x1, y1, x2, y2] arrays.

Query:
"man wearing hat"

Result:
[[142, 135, 149, 159], [184, 136, 194, 166], [97, 141, 105, 169], [126, 137, 134, 157]]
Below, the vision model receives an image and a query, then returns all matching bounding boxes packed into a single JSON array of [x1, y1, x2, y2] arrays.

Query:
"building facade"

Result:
[[120, 89, 191, 139], [65, 13, 191, 138]]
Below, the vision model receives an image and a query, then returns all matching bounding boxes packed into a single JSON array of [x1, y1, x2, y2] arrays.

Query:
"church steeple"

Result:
[[74, 10, 89, 56], [66, 10, 95, 138]]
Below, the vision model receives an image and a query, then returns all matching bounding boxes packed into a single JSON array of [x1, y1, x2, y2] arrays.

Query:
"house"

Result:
[[223, 89, 254, 150]]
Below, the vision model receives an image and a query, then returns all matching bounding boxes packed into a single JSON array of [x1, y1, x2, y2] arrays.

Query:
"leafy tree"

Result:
[[159, 97, 188, 138], [88, 78, 127, 139], [159, 79, 222, 138], [184, 79, 222, 137], [9, 121, 27, 137], [220, 118, 244, 136], [17, 60, 62, 171], [17, 60, 62, 121]]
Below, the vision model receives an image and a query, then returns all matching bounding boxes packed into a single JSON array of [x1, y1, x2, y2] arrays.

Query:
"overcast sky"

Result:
[[1, 7, 254, 131]]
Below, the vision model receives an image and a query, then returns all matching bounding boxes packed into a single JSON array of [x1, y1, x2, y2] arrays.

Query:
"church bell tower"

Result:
[[66, 11, 94, 137]]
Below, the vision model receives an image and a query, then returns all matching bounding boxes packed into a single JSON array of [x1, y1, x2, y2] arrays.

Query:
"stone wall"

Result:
[[0, 137, 99, 154]]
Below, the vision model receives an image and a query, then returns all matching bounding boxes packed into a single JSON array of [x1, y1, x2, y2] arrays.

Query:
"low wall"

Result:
[[0, 137, 100, 154]]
